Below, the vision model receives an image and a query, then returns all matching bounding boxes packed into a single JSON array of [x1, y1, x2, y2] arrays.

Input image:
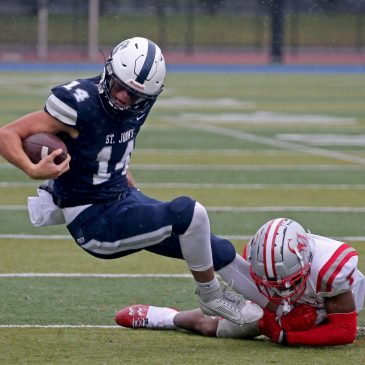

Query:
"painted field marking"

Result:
[[2, 205, 365, 213], [0, 234, 70, 239], [278, 134, 365, 146], [1, 234, 365, 242], [173, 112, 355, 125], [0, 325, 121, 329], [172, 121, 365, 166], [130, 164, 365, 171], [138, 183, 365, 189], [0, 324, 363, 336], [0, 273, 192, 278], [156, 96, 255, 109], [3, 182, 365, 189]]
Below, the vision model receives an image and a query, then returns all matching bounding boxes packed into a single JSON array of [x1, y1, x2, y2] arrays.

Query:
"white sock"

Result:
[[146, 306, 179, 330], [196, 277, 222, 302]]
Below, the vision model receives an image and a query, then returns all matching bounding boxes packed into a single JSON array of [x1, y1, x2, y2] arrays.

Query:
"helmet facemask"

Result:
[[250, 261, 311, 303], [99, 60, 163, 114], [98, 37, 165, 115]]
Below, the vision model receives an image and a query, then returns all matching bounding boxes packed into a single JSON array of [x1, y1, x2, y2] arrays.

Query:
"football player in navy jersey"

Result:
[[0, 37, 263, 326]]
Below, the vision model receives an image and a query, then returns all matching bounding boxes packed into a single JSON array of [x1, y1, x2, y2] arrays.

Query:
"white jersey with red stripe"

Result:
[[295, 234, 364, 313], [220, 234, 364, 339]]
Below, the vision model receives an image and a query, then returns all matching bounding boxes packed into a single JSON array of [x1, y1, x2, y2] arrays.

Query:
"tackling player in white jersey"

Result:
[[116, 218, 365, 346]]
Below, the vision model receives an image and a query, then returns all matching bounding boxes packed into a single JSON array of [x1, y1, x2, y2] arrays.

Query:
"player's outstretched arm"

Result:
[[285, 291, 357, 346]]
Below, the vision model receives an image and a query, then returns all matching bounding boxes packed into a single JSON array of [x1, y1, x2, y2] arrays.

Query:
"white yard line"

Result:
[[0, 182, 37, 187], [0, 324, 121, 329], [0, 205, 27, 210], [2, 163, 363, 171], [3, 205, 365, 212], [0, 234, 70, 239], [133, 148, 365, 157], [1, 324, 364, 332], [0, 149, 318, 157], [224, 235, 365, 242], [0, 273, 192, 278], [0, 234, 364, 241], [174, 121, 365, 165], [130, 164, 365, 171], [2, 182, 365, 189], [207, 206, 365, 213], [137, 183, 365, 189]]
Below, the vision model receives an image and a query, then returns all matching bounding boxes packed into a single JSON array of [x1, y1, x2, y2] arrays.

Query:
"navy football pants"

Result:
[[66, 188, 236, 271]]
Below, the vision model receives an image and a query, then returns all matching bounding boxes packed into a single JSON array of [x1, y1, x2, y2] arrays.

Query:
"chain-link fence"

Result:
[[0, 0, 364, 63]]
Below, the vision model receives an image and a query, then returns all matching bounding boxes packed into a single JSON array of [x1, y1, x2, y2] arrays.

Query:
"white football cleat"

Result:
[[197, 285, 263, 326]]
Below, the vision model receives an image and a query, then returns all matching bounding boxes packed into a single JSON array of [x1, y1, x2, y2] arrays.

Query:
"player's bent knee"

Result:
[[191, 201, 209, 227], [168, 196, 196, 234], [169, 198, 208, 235], [169, 196, 195, 215], [181, 201, 210, 238], [211, 236, 237, 271]]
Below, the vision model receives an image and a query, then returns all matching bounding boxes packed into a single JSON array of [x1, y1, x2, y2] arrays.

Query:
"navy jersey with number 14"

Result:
[[42, 74, 237, 269], [44, 76, 150, 207]]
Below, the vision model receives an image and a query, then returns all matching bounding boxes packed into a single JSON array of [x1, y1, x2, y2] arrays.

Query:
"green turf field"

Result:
[[0, 71, 365, 364]]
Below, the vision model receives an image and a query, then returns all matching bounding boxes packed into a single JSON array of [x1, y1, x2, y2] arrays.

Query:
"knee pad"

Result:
[[211, 235, 236, 271], [169, 196, 195, 215], [168, 196, 196, 234]]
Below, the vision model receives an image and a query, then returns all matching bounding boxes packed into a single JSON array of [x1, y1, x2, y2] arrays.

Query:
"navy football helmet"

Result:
[[99, 37, 166, 114]]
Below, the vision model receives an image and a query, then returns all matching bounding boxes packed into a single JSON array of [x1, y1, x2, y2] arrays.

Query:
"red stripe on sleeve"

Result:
[[325, 251, 357, 292], [316, 243, 355, 293]]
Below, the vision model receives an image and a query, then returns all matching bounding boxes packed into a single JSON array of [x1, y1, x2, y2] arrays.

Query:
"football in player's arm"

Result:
[[116, 218, 365, 347]]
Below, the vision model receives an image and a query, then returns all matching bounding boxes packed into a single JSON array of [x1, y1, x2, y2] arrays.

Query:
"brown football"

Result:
[[22, 133, 68, 165]]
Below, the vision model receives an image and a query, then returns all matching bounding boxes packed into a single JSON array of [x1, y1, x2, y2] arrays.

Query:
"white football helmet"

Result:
[[99, 37, 166, 114], [247, 218, 312, 303]]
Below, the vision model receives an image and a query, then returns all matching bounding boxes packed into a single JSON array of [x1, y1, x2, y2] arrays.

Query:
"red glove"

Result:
[[280, 304, 318, 332], [259, 309, 285, 344]]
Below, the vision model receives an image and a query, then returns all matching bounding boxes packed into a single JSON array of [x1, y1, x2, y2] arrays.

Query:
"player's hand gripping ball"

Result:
[[22, 133, 68, 165]]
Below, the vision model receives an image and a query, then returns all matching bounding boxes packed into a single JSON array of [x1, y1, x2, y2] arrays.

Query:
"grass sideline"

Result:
[[0, 71, 365, 364]]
